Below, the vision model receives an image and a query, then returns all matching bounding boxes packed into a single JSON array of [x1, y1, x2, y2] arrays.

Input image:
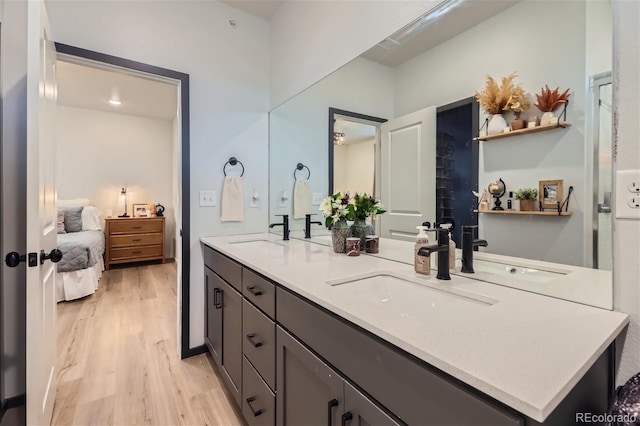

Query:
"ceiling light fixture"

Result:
[[333, 132, 345, 145], [109, 99, 122, 106]]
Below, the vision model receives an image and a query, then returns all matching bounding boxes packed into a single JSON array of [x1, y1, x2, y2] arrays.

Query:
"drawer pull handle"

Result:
[[213, 288, 222, 309], [132, 251, 142, 254], [328, 399, 339, 426], [132, 238, 142, 242], [246, 397, 263, 417], [132, 226, 142, 229], [246, 285, 263, 296], [246, 333, 263, 348], [341, 412, 353, 426]]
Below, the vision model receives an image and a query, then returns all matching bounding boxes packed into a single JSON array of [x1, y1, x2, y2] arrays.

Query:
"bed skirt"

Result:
[[56, 256, 105, 302]]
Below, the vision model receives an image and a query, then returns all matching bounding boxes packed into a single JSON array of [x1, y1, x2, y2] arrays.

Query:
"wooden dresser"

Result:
[[104, 217, 165, 270]]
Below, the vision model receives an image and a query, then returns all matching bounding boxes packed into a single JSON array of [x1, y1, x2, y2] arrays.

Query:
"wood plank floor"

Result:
[[53, 263, 244, 426]]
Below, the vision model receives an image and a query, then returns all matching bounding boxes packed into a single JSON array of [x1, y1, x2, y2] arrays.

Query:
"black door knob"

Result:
[[41, 249, 63, 264], [5, 252, 25, 268]]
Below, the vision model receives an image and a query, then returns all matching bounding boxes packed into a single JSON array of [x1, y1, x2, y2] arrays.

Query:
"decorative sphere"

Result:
[[488, 180, 506, 197]]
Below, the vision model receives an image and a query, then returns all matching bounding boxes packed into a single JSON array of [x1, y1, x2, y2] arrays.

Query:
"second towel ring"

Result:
[[294, 163, 311, 180], [223, 157, 245, 177]]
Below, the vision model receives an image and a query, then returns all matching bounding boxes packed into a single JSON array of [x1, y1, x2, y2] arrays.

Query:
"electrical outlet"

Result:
[[616, 170, 640, 219], [199, 190, 217, 207], [312, 192, 323, 206]]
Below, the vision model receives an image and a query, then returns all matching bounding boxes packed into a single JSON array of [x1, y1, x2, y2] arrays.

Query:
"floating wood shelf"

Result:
[[474, 209, 572, 217], [473, 122, 571, 141]]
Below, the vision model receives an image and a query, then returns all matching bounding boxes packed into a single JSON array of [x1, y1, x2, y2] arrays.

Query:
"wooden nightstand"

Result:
[[104, 216, 165, 270]]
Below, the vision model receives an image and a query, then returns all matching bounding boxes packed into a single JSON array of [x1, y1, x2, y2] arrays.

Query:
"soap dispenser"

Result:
[[414, 225, 431, 275]]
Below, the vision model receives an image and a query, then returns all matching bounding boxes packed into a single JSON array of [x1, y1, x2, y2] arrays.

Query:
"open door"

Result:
[[26, 2, 58, 424], [379, 107, 436, 240]]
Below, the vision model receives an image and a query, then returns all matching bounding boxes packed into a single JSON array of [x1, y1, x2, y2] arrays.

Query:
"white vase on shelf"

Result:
[[487, 114, 507, 135], [540, 111, 556, 126]]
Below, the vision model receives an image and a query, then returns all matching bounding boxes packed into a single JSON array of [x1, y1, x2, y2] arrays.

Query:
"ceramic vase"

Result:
[[350, 218, 372, 249], [519, 199, 535, 212], [540, 111, 556, 126], [487, 114, 507, 135], [511, 118, 526, 130], [331, 218, 350, 253]]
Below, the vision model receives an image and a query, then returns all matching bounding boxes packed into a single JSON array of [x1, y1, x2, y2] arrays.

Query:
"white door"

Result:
[[26, 1, 58, 424], [379, 107, 436, 240]]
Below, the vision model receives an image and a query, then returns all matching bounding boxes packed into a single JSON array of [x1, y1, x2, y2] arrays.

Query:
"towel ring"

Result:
[[294, 163, 310, 180], [223, 157, 245, 177]]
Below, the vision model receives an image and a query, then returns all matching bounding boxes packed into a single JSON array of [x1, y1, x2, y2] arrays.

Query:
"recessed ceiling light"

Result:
[[109, 99, 122, 106]]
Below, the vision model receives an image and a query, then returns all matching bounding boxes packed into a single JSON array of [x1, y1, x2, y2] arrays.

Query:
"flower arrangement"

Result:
[[353, 193, 386, 220], [475, 72, 518, 115], [319, 192, 355, 228], [505, 86, 531, 118], [514, 188, 538, 200], [534, 85, 571, 112]]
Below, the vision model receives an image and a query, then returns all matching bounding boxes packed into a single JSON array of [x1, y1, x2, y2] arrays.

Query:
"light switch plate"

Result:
[[615, 170, 640, 219], [199, 190, 217, 207], [312, 192, 324, 206]]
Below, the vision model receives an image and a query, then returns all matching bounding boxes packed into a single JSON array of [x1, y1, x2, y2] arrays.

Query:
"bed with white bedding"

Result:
[[56, 200, 106, 302]]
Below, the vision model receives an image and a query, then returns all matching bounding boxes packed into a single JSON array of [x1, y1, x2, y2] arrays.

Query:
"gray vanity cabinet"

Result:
[[343, 382, 401, 426], [204, 247, 243, 407], [276, 326, 344, 426]]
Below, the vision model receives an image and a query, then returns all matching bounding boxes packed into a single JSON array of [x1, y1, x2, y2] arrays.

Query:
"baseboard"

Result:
[[181, 344, 207, 359], [0, 394, 25, 423]]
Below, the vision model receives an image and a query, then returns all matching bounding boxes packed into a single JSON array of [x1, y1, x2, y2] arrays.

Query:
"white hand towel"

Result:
[[221, 176, 244, 222], [293, 179, 312, 219]]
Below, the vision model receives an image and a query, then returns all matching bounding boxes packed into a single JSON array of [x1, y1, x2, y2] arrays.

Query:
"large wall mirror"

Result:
[[268, 0, 613, 306]]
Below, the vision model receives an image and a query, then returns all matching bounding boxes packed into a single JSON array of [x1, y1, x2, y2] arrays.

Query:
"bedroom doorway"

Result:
[[53, 44, 192, 359]]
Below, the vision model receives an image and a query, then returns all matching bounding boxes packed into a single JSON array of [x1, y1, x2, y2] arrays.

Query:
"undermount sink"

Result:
[[460, 259, 567, 284], [326, 271, 497, 308], [228, 239, 285, 247]]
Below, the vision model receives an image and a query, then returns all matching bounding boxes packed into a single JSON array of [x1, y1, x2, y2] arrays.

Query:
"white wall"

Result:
[[612, 0, 640, 387], [46, 0, 270, 349], [55, 106, 176, 258], [334, 139, 375, 196], [1, 0, 28, 400], [269, 57, 393, 231], [269, 0, 442, 108], [393, 1, 588, 266]]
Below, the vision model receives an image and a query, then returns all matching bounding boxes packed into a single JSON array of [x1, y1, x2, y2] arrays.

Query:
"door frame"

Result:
[[54, 43, 197, 359]]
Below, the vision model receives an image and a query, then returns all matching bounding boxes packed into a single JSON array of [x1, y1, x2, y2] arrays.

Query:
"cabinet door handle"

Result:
[[341, 412, 353, 426], [132, 226, 142, 230], [132, 238, 142, 242], [246, 397, 263, 417], [327, 399, 339, 426], [213, 288, 222, 309], [246, 285, 263, 296], [245, 333, 263, 348]]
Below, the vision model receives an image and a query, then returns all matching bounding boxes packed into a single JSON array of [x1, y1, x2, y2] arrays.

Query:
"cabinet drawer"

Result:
[[242, 268, 275, 319], [242, 356, 275, 426], [110, 245, 163, 261], [277, 287, 524, 426], [242, 300, 275, 390], [110, 233, 163, 248], [109, 219, 163, 234], [203, 246, 242, 291]]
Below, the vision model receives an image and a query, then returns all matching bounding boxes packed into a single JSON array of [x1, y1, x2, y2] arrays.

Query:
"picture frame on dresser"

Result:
[[132, 203, 150, 217], [539, 180, 564, 210]]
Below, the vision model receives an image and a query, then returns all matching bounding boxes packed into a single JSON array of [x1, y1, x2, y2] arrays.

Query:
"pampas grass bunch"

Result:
[[534, 85, 571, 112], [475, 73, 518, 115]]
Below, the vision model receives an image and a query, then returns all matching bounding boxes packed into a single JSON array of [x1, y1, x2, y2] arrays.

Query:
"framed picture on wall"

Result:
[[539, 180, 564, 209], [133, 203, 150, 217]]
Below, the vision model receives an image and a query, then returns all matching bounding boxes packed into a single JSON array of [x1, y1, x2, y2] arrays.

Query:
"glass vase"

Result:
[[331, 218, 350, 253], [350, 218, 372, 249]]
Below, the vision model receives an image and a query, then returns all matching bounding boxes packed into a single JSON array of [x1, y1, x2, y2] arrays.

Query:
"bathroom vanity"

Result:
[[201, 234, 627, 426]]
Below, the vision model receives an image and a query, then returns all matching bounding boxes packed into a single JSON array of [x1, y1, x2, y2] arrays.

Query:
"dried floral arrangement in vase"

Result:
[[505, 86, 531, 130], [534, 85, 571, 126], [475, 73, 519, 135]]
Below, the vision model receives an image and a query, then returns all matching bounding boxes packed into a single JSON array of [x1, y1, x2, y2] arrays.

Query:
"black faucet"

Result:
[[304, 214, 323, 239], [269, 214, 289, 240], [461, 225, 488, 274], [417, 227, 451, 280]]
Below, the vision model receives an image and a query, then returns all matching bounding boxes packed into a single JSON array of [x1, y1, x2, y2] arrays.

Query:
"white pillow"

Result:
[[81, 206, 102, 231], [58, 198, 91, 208]]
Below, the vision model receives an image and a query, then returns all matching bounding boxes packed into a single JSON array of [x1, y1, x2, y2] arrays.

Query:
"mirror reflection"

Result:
[[268, 0, 612, 307]]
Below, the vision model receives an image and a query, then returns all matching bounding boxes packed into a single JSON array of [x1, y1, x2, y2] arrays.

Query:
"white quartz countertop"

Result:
[[200, 233, 628, 422]]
